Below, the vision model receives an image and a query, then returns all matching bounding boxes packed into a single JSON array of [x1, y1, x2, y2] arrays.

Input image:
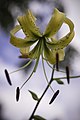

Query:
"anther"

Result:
[[4, 69, 12, 86], [16, 87, 20, 102], [49, 90, 59, 104], [66, 66, 70, 84], [56, 52, 59, 71]]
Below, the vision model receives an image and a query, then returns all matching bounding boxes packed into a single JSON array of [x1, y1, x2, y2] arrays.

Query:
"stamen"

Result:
[[42, 55, 54, 93], [51, 65, 55, 79], [46, 61, 65, 73], [66, 66, 70, 84], [9, 60, 32, 74], [49, 90, 59, 104], [20, 70, 34, 90], [56, 52, 59, 71], [20, 59, 38, 90], [16, 87, 20, 102], [4, 69, 12, 86]]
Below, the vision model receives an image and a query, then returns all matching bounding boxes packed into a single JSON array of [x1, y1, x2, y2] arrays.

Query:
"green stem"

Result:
[[53, 75, 80, 80], [29, 65, 55, 120]]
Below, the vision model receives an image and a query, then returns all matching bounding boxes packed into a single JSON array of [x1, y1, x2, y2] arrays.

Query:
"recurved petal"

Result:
[[46, 17, 74, 50], [20, 47, 29, 54], [28, 41, 41, 59], [54, 49, 65, 61], [17, 10, 42, 39], [10, 25, 37, 48], [19, 41, 41, 59], [44, 8, 65, 37], [19, 47, 30, 58], [44, 43, 65, 64]]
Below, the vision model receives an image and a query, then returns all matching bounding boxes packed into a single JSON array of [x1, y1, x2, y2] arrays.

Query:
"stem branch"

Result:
[[29, 65, 55, 120], [53, 75, 80, 80]]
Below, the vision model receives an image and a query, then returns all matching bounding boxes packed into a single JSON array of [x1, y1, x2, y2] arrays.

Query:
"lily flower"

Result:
[[10, 8, 74, 69]]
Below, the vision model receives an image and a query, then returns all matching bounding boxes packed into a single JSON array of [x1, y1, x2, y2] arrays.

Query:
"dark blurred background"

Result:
[[0, 0, 80, 120]]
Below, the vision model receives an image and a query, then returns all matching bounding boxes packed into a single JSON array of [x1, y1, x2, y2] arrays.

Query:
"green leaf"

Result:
[[33, 115, 46, 120], [55, 79, 64, 84], [28, 90, 39, 101]]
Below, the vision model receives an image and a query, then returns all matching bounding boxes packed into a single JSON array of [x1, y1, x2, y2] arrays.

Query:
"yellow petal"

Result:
[[44, 8, 65, 37], [43, 43, 65, 64], [53, 49, 65, 61], [46, 17, 75, 50], [28, 40, 42, 59], [20, 47, 29, 55], [20, 47, 29, 57], [19, 47, 30, 58], [10, 25, 37, 48], [17, 10, 42, 39]]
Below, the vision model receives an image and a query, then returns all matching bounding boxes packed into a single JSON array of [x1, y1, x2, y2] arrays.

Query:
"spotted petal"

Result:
[[44, 8, 65, 37], [17, 10, 42, 39], [46, 17, 74, 50], [10, 25, 37, 48], [43, 43, 65, 64]]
